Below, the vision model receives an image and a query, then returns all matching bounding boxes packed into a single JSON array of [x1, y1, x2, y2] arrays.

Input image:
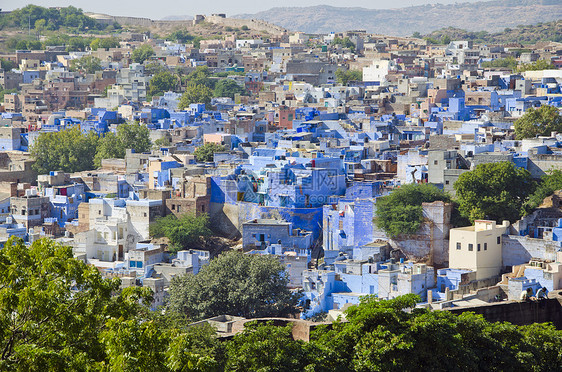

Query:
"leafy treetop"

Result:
[[375, 183, 453, 237], [454, 161, 534, 223], [514, 105, 562, 139], [193, 142, 227, 162], [167, 251, 300, 320]]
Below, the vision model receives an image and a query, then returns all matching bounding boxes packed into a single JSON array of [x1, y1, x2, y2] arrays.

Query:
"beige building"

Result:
[[449, 220, 509, 280]]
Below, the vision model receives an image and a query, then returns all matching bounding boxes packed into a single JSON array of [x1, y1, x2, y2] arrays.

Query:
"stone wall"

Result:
[[390, 201, 452, 266], [209, 200, 323, 241], [448, 295, 562, 329], [502, 235, 560, 267], [93, 14, 287, 35]]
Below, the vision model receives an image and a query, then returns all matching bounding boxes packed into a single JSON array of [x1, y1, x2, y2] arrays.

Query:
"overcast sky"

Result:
[[2, 1, 483, 19]]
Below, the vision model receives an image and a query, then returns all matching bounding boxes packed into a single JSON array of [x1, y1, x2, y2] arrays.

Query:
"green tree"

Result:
[[166, 324, 223, 371], [153, 136, 172, 148], [178, 84, 213, 110], [69, 55, 102, 74], [183, 66, 214, 88], [517, 59, 555, 72], [526, 168, 562, 210], [514, 105, 562, 139], [150, 213, 212, 253], [375, 183, 454, 237], [213, 79, 245, 99], [310, 294, 562, 371], [193, 142, 226, 162], [0, 237, 153, 370], [132, 43, 155, 64], [145, 61, 166, 76], [149, 70, 179, 96], [332, 37, 355, 52], [30, 126, 99, 174], [481, 56, 518, 70], [454, 161, 534, 223], [90, 36, 119, 51], [94, 123, 152, 167], [34, 18, 46, 36], [167, 30, 203, 47], [0, 58, 16, 71], [101, 318, 168, 371], [335, 68, 363, 85], [167, 251, 300, 320], [225, 321, 315, 371], [412, 31, 422, 38]]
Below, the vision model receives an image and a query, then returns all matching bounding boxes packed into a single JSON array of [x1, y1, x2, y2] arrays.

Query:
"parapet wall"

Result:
[[89, 13, 287, 35], [502, 235, 560, 267], [205, 15, 287, 34], [448, 295, 562, 329]]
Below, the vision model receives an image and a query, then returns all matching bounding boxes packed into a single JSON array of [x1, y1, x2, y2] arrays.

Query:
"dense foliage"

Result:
[[149, 213, 212, 253], [30, 127, 100, 174], [0, 5, 115, 32], [2, 239, 562, 371], [481, 56, 518, 70], [514, 105, 562, 139], [94, 122, 152, 167], [0, 237, 153, 370], [517, 59, 556, 72], [309, 294, 562, 371], [167, 30, 204, 48], [526, 169, 562, 211], [183, 66, 215, 88], [132, 44, 155, 64], [90, 37, 120, 51], [422, 20, 562, 45], [193, 142, 227, 162], [0, 58, 16, 71], [149, 70, 181, 96], [454, 161, 534, 223], [167, 251, 300, 320], [213, 79, 246, 100], [178, 84, 213, 109], [4, 34, 97, 52], [335, 68, 363, 85], [31, 123, 151, 173], [375, 183, 453, 237], [69, 55, 103, 74], [332, 37, 356, 52]]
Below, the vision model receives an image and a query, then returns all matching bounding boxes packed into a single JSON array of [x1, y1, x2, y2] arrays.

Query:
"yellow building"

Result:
[[449, 220, 510, 280]]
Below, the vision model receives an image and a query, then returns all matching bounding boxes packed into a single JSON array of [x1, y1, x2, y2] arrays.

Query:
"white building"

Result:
[[363, 60, 397, 85], [449, 220, 510, 280]]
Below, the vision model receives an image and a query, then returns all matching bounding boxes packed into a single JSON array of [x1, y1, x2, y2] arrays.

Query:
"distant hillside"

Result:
[[423, 20, 562, 45], [233, 0, 562, 36]]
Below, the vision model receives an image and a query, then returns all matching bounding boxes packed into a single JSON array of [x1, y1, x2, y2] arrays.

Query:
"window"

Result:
[[468, 244, 473, 251], [445, 180, 450, 185], [456, 242, 461, 250], [434, 160, 438, 165], [484, 243, 488, 250], [497, 236, 501, 244], [477, 244, 481, 251], [144, 212, 147, 217]]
